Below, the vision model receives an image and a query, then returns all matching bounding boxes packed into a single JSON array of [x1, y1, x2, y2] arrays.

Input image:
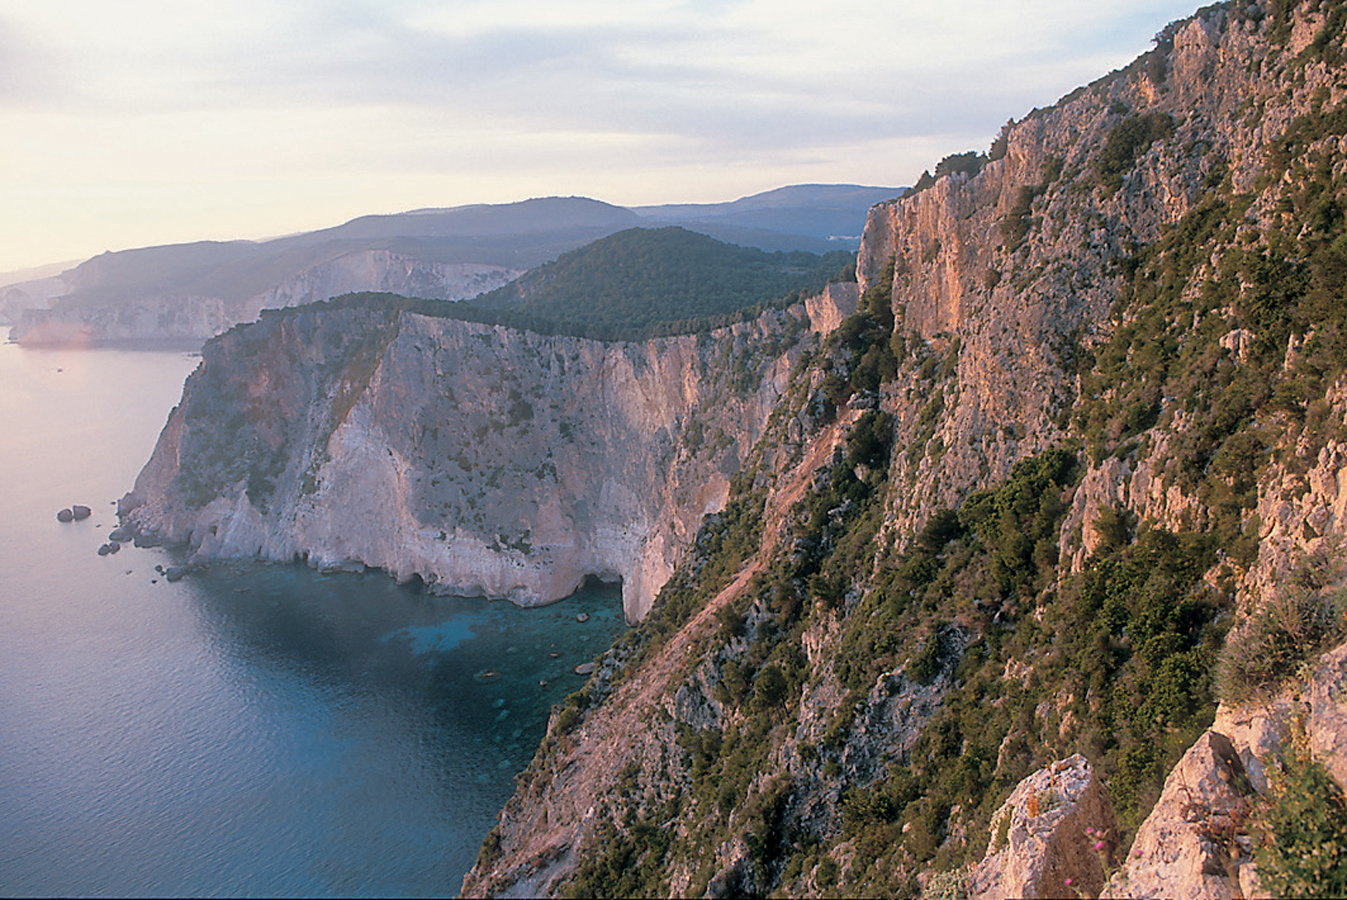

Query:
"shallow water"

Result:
[[0, 343, 625, 897]]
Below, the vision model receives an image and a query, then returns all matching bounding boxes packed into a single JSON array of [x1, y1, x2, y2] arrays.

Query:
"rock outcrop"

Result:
[[1103, 638, 1347, 899], [804, 282, 859, 335], [1306, 641, 1347, 791], [1101, 732, 1253, 899], [972, 755, 1117, 900]]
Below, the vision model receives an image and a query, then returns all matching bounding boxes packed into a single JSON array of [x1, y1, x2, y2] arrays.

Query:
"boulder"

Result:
[[971, 753, 1116, 899], [97, 542, 120, 556], [573, 662, 597, 676], [164, 565, 190, 582], [71, 504, 91, 520], [108, 525, 133, 543], [56, 508, 74, 523], [1102, 732, 1253, 899]]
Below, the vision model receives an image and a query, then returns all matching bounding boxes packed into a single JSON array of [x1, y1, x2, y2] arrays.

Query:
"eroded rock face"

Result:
[[972, 754, 1117, 900], [119, 304, 808, 621], [850, 4, 1347, 562], [804, 282, 859, 335]]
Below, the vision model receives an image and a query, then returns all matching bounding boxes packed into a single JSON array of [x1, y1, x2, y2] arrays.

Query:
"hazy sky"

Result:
[[1, 0, 1203, 273]]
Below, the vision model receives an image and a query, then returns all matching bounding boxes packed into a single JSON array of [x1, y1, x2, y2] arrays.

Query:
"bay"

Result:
[[0, 342, 624, 898]]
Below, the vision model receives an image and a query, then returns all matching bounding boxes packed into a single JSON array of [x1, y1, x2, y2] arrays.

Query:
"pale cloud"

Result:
[[0, 18, 64, 104], [0, 0, 1204, 272]]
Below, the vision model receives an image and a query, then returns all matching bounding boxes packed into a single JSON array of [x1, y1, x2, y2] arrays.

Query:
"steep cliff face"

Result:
[[461, 2, 1347, 897], [853, 4, 1312, 548], [120, 303, 807, 621], [9, 251, 520, 345]]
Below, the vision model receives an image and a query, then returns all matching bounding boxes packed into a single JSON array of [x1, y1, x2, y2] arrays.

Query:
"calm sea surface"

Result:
[[0, 343, 626, 898]]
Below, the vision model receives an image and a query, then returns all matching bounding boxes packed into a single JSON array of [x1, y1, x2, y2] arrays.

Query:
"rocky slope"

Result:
[[458, 2, 1347, 896]]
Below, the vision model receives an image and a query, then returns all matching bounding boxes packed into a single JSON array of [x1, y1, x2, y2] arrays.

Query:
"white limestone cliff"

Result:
[[120, 304, 810, 622]]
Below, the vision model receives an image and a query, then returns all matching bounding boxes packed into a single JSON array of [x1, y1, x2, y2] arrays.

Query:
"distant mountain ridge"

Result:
[[634, 184, 903, 247], [2, 185, 900, 345]]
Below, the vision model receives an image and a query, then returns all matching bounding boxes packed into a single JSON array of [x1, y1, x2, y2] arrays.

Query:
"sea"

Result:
[[0, 342, 627, 898]]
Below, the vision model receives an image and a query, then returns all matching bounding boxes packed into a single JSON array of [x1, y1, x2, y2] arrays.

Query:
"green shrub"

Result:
[[1255, 730, 1347, 898], [1094, 113, 1176, 195], [816, 856, 840, 887], [554, 706, 581, 733], [935, 151, 988, 179], [1217, 572, 1347, 704], [847, 410, 895, 469], [753, 664, 789, 710]]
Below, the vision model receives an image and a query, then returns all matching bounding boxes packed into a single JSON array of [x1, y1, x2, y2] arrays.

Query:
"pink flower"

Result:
[[1065, 877, 1074, 886], [1085, 826, 1095, 836], [1094, 840, 1106, 851]]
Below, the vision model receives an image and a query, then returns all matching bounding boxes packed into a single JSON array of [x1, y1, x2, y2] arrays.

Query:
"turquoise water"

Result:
[[0, 343, 625, 897]]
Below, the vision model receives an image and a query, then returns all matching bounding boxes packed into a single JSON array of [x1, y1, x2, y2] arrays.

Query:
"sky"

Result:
[[0, 0, 1206, 274]]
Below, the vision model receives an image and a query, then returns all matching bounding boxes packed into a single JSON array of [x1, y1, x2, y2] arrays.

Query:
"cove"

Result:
[[0, 343, 626, 897]]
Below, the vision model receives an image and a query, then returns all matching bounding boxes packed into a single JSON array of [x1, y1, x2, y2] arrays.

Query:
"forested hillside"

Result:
[[471, 227, 853, 339]]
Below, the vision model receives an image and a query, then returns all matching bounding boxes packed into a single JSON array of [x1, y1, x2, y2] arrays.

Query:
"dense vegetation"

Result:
[[1255, 724, 1347, 899], [469, 226, 854, 339]]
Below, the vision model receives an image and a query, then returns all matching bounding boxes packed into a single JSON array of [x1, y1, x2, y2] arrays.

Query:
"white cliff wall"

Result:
[[121, 305, 808, 621]]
